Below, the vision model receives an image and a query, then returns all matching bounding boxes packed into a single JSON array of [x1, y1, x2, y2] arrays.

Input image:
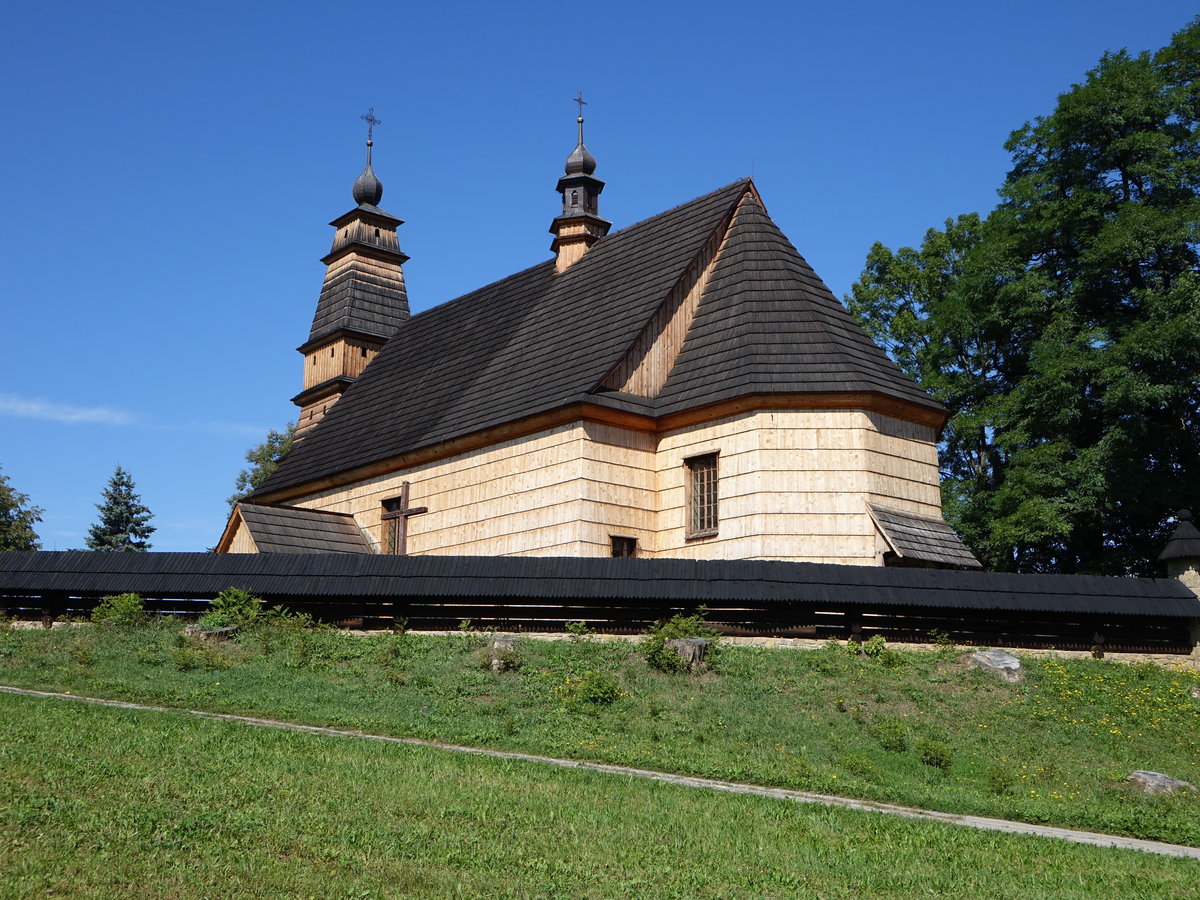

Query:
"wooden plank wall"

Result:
[[286, 406, 947, 564], [296, 422, 596, 556], [657, 409, 942, 563], [303, 334, 380, 391]]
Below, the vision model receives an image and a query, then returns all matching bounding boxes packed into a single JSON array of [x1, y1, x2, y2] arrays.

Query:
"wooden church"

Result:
[[217, 110, 980, 569]]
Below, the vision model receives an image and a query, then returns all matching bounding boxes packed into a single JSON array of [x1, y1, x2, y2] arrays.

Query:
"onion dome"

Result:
[[565, 122, 597, 175], [352, 154, 384, 207]]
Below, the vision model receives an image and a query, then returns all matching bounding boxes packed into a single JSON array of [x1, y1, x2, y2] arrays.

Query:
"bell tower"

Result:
[[549, 93, 611, 272], [293, 109, 410, 439]]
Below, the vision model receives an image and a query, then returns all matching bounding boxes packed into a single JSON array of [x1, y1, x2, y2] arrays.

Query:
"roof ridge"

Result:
[[611, 178, 751, 235]]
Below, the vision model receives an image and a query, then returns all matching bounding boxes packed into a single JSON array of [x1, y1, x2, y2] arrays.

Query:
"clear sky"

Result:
[[2, 0, 1196, 551]]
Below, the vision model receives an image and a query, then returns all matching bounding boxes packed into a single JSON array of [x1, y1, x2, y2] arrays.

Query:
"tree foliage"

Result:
[[86, 465, 155, 552], [0, 465, 43, 551], [227, 423, 295, 509], [848, 19, 1200, 575]]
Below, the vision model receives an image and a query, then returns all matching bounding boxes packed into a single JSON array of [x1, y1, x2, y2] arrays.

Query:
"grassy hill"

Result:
[[1, 613, 1198, 897]]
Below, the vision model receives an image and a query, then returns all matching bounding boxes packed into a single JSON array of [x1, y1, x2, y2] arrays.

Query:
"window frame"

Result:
[[684, 452, 720, 539], [381, 496, 404, 555], [610, 535, 638, 558]]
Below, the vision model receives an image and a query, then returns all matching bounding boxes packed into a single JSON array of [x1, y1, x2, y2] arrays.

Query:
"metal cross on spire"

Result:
[[361, 107, 381, 144], [573, 92, 587, 144]]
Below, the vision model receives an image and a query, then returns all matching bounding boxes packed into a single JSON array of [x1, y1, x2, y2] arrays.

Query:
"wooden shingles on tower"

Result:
[[293, 123, 410, 439]]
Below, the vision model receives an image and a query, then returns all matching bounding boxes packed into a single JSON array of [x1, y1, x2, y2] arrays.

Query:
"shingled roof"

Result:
[[1159, 509, 1200, 562], [869, 505, 982, 569], [257, 180, 943, 498], [654, 193, 935, 413], [229, 504, 372, 554]]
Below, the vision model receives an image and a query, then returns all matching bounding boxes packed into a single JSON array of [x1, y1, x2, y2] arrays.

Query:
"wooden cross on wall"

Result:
[[381, 482, 428, 556]]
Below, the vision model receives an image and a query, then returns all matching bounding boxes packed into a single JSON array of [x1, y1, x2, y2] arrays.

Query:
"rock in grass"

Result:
[[666, 637, 711, 673], [1129, 771, 1195, 795], [969, 649, 1024, 683]]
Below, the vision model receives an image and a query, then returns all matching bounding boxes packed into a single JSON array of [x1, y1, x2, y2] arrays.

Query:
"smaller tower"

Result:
[[550, 93, 611, 272], [1159, 508, 1200, 594], [294, 110, 410, 439]]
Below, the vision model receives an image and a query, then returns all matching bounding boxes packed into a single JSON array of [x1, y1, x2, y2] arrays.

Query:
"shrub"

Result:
[[642, 609, 719, 673], [861, 634, 887, 658], [91, 592, 147, 627], [565, 620, 595, 642], [918, 739, 952, 773], [870, 716, 910, 753], [927, 629, 957, 652], [555, 670, 628, 706], [839, 751, 882, 780], [171, 635, 234, 671], [198, 587, 262, 628]]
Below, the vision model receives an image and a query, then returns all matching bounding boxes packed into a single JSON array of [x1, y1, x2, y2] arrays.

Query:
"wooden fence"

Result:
[[3, 591, 1193, 656]]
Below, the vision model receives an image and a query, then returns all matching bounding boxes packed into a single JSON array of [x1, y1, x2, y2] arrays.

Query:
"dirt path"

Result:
[[3, 683, 1197, 861]]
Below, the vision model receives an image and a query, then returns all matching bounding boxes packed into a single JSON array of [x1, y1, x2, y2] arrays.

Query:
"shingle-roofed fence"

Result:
[[2, 552, 1197, 655]]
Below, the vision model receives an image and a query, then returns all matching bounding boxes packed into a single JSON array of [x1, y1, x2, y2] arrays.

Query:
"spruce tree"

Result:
[[86, 465, 155, 552], [0, 465, 43, 551]]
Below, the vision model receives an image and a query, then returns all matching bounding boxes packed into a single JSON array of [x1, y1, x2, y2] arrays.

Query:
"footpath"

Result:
[[3, 683, 1198, 862]]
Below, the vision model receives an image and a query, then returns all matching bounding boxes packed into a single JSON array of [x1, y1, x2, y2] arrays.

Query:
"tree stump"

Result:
[[666, 637, 711, 673], [490, 636, 520, 672]]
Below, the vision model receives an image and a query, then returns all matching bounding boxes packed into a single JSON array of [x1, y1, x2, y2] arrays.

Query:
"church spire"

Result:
[[293, 110, 410, 440], [353, 108, 384, 207], [550, 93, 610, 272]]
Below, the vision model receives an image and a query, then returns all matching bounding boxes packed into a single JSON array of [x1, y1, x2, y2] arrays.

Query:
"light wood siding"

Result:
[[332, 222, 402, 254], [277, 406, 943, 564], [292, 423, 595, 557], [863, 411, 941, 516], [602, 212, 727, 397], [657, 412, 765, 559], [657, 409, 938, 563], [226, 519, 258, 553], [303, 336, 381, 391], [578, 422, 657, 555]]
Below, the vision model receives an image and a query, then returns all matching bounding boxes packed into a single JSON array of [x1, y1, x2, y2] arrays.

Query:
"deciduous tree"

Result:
[[227, 422, 295, 509], [0, 465, 43, 551], [848, 18, 1200, 574]]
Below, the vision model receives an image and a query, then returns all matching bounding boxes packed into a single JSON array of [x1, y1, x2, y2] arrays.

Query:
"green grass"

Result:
[[1, 616, 1198, 850], [3, 692, 1198, 899]]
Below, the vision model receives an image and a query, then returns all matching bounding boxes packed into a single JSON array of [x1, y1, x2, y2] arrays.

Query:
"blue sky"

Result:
[[2, 1, 1196, 551]]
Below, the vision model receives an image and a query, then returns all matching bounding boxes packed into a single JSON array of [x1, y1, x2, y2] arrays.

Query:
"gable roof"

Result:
[[654, 194, 936, 413], [231, 503, 373, 554], [256, 180, 942, 498], [869, 505, 982, 569]]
